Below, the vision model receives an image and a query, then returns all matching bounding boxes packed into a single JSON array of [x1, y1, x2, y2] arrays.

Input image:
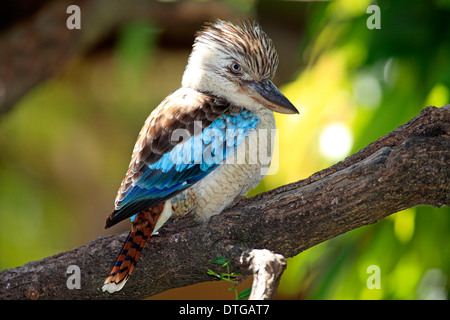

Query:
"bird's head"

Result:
[[182, 19, 299, 115]]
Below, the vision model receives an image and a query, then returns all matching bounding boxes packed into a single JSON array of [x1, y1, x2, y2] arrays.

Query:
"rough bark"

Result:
[[0, 105, 448, 300]]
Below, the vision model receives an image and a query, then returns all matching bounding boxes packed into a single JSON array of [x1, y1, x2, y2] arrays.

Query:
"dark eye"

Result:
[[231, 63, 241, 73]]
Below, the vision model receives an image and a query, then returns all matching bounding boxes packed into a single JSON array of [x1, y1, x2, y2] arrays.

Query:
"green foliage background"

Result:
[[0, 0, 448, 299]]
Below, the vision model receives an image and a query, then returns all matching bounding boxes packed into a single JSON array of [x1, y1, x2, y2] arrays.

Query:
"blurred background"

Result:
[[0, 0, 448, 299]]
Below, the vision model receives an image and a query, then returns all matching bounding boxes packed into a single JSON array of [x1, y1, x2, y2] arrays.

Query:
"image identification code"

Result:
[[179, 304, 270, 317]]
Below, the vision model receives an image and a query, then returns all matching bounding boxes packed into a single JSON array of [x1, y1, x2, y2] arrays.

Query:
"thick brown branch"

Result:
[[0, 105, 448, 300]]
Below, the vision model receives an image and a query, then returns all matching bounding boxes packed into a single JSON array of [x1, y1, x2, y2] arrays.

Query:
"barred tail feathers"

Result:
[[102, 201, 171, 293]]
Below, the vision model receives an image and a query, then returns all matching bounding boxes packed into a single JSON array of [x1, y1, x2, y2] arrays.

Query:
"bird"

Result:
[[102, 19, 299, 293]]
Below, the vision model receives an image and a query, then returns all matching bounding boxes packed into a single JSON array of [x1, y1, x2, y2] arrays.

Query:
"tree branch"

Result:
[[0, 105, 448, 300]]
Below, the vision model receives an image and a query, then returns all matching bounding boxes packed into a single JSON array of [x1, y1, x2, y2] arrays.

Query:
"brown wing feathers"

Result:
[[104, 89, 232, 229]]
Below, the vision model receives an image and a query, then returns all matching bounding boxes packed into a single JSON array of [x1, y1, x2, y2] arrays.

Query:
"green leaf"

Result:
[[237, 288, 252, 300], [207, 269, 220, 278], [210, 257, 228, 265]]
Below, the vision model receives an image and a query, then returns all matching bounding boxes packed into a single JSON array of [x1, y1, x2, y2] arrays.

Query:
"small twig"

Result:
[[240, 249, 287, 300]]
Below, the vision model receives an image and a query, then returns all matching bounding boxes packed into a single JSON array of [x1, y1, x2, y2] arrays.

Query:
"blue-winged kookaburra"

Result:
[[102, 19, 299, 293]]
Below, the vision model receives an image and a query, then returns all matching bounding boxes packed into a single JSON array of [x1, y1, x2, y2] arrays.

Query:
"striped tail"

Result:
[[102, 203, 166, 293]]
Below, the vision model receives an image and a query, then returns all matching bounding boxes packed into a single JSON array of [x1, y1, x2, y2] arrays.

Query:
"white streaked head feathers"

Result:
[[194, 19, 278, 81], [181, 19, 279, 108]]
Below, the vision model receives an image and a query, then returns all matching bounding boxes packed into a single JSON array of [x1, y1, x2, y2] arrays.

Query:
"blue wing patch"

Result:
[[112, 109, 260, 223]]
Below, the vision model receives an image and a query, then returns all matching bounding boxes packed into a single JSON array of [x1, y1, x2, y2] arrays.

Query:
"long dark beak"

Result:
[[247, 80, 299, 114]]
